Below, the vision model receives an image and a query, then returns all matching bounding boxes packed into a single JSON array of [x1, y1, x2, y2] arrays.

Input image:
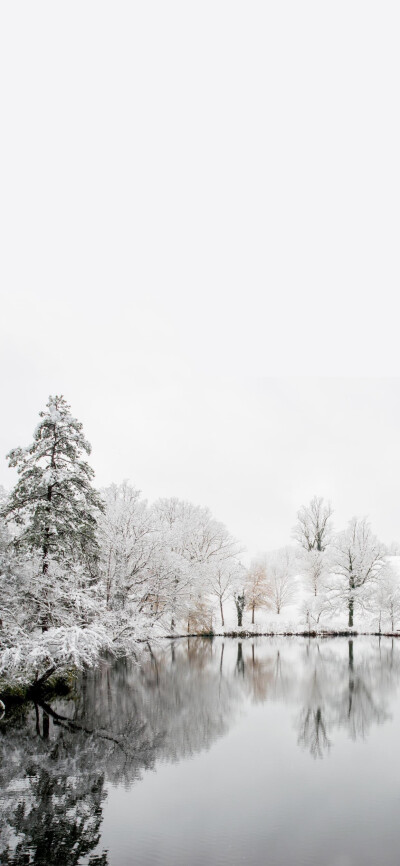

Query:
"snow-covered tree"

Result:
[[0, 485, 11, 580], [244, 558, 270, 624], [300, 548, 329, 597], [293, 496, 333, 553], [206, 561, 244, 628], [300, 592, 332, 632], [152, 498, 241, 633], [331, 517, 386, 627], [0, 396, 110, 688], [265, 547, 297, 614], [98, 482, 158, 611], [372, 565, 400, 633], [153, 498, 239, 566], [2, 396, 103, 586]]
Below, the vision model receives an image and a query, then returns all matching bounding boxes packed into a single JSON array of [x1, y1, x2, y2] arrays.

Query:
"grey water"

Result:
[[1, 636, 400, 866]]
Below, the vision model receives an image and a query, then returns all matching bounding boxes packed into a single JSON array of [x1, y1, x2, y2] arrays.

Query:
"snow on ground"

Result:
[[211, 558, 400, 636]]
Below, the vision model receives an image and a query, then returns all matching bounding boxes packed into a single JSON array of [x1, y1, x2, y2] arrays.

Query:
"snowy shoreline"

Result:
[[159, 629, 400, 639]]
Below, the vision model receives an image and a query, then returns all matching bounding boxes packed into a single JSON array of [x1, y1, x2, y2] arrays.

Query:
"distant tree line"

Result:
[[246, 495, 398, 632]]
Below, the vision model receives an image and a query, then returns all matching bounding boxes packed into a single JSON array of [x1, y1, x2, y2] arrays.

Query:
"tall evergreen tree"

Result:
[[2, 396, 103, 628]]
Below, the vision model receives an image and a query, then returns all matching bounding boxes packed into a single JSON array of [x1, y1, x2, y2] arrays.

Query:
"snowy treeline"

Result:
[[246, 496, 400, 634], [0, 397, 243, 688], [1, 397, 400, 690]]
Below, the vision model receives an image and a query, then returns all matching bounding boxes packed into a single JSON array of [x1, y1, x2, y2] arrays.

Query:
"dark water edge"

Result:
[[2, 635, 400, 866]]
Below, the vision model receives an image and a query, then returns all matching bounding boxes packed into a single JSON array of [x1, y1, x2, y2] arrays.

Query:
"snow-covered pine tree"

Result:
[[2, 395, 103, 629]]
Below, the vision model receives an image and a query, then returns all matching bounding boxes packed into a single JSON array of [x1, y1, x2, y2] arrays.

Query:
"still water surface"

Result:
[[1, 636, 400, 866]]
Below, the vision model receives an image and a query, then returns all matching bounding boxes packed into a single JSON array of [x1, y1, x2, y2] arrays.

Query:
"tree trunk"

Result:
[[34, 702, 40, 736], [41, 481, 53, 632], [251, 604, 255, 624], [235, 594, 245, 627], [219, 598, 225, 627], [31, 665, 57, 690], [348, 572, 354, 628], [349, 560, 355, 628], [106, 550, 113, 607]]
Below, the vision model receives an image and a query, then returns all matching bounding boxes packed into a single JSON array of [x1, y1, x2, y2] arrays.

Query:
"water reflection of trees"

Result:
[[291, 638, 397, 758], [0, 638, 240, 864], [2, 637, 400, 861], [231, 637, 400, 759], [0, 704, 109, 865]]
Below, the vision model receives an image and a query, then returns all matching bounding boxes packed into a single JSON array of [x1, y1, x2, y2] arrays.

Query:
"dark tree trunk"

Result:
[[219, 598, 225, 627], [348, 573, 355, 628], [34, 702, 40, 736], [235, 594, 245, 628], [41, 472, 54, 631]]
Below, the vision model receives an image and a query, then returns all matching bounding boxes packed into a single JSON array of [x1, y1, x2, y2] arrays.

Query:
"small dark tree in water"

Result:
[[234, 592, 245, 627]]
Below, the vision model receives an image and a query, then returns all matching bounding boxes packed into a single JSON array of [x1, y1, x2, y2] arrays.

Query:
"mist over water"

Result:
[[1, 636, 400, 865]]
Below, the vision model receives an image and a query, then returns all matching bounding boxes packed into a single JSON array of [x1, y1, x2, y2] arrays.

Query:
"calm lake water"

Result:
[[1, 636, 400, 866]]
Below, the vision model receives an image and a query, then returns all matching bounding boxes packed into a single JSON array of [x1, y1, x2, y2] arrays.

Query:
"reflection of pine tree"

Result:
[[0, 706, 108, 866], [9, 769, 108, 866]]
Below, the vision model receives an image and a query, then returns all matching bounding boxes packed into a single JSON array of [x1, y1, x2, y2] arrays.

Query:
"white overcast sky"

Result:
[[1, 3, 400, 558]]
